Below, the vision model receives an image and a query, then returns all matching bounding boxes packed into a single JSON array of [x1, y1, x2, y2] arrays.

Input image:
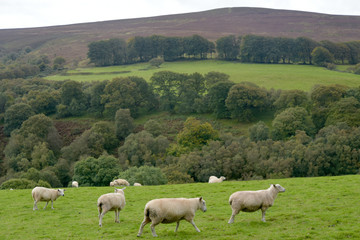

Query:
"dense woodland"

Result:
[[1, 67, 360, 188], [87, 34, 360, 66]]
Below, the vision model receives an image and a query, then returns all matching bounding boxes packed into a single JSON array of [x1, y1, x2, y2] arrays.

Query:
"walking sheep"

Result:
[[208, 176, 226, 183], [137, 197, 207, 237], [134, 182, 142, 186], [228, 184, 285, 224], [32, 187, 65, 210], [72, 181, 79, 188], [97, 187, 126, 227]]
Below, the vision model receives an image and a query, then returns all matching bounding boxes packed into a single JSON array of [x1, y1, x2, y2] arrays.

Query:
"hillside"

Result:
[[1, 7, 360, 64]]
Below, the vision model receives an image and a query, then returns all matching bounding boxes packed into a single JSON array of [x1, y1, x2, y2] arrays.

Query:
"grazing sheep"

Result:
[[97, 187, 126, 227], [228, 184, 286, 224], [137, 197, 207, 237], [111, 179, 130, 186], [208, 176, 226, 183], [72, 181, 79, 188], [32, 187, 65, 210], [134, 183, 142, 186]]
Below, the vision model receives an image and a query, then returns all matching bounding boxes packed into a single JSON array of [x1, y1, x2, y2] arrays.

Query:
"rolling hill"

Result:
[[1, 7, 360, 64]]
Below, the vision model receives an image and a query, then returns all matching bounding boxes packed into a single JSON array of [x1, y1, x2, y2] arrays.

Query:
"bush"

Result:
[[0, 178, 36, 189], [117, 166, 167, 185]]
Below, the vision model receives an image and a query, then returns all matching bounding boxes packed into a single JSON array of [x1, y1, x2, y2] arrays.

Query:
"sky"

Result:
[[1, 0, 360, 29]]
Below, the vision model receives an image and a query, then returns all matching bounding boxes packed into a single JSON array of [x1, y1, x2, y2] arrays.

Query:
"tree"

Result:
[[272, 107, 315, 139], [53, 57, 66, 70], [206, 81, 234, 119], [117, 166, 167, 185], [295, 37, 319, 64], [311, 46, 334, 66], [149, 57, 164, 68], [273, 89, 309, 114], [225, 82, 268, 122], [325, 97, 360, 127], [4, 103, 34, 136], [216, 35, 240, 60], [249, 121, 270, 142], [115, 109, 134, 140]]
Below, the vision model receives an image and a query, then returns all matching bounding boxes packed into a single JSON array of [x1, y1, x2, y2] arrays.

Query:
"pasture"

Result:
[[0, 175, 359, 239], [45, 60, 360, 91]]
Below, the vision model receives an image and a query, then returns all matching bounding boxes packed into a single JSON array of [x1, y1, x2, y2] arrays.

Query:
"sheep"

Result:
[[110, 179, 130, 187], [208, 176, 226, 183], [72, 181, 79, 188], [137, 197, 207, 237], [228, 184, 286, 224], [134, 182, 142, 186], [97, 187, 126, 227], [32, 187, 65, 210]]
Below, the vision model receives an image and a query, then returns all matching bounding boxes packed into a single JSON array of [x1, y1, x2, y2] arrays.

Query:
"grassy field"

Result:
[[1, 175, 359, 239], [45, 60, 360, 91]]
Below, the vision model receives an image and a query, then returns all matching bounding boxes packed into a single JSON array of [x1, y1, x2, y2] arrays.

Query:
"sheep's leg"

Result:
[[115, 209, 120, 223], [261, 209, 267, 222], [33, 201, 38, 210], [175, 221, 180, 232], [150, 223, 158, 237], [228, 208, 239, 224], [44, 201, 49, 210], [137, 217, 151, 237], [99, 209, 108, 227], [51, 200, 54, 209], [189, 220, 200, 232]]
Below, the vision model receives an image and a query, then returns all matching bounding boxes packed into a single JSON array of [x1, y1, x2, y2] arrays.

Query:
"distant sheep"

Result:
[[32, 187, 65, 210], [137, 197, 207, 237], [134, 183, 142, 186], [97, 187, 126, 227], [228, 184, 286, 223], [72, 181, 79, 188], [110, 179, 130, 187], [208, 176, 226, 183]]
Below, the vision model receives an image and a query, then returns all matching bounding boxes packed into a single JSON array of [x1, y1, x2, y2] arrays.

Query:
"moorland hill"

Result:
[[1, 7, 360, 64]]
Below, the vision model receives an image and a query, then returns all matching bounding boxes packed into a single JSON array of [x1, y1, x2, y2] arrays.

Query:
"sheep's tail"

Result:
[[98, 202, 103, 214], [145, 207, 150, 218], [229, 196, 233, 206]]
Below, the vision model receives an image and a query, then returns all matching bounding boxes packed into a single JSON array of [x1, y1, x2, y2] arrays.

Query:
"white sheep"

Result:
[[208, 176, 226, 183], [32, 187, 65, 210], [110, 179, 130, 186], [228, 184, 286, 224], [137, 197, 207, 237], [134, 182, 142, 186], [72, 181, 79, 188], [97, 187, 126, 227]]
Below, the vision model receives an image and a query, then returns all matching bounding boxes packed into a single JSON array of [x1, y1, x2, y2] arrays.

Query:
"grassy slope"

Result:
[[45, 60, 360, 91], [0, 175, 359, 239]]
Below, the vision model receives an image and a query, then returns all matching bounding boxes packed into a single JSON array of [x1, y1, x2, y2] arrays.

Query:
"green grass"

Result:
[[45, 60, 360, 91], [1, 175, 359, 239]]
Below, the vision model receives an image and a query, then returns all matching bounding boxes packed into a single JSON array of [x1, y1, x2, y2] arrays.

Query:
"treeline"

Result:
[[88, 34, 360, 66], [1, 71, 360, 188]]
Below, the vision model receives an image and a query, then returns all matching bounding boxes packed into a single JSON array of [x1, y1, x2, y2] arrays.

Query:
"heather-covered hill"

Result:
[[1, 7, 360, 64]]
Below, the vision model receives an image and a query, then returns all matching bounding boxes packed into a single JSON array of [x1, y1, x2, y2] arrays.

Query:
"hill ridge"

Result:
[[1, 7, 360, 63]]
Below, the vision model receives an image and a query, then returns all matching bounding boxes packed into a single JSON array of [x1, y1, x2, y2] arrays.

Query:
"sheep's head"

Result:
[[199, 197, 207, 212], [273, 184, 286, 192], [57, 189, 65, 196], [115, 187, 126, 194], [220, 176, 226, 181]]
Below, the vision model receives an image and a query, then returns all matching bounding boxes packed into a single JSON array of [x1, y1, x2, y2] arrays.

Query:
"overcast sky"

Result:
[[1, 0, 360, 29]]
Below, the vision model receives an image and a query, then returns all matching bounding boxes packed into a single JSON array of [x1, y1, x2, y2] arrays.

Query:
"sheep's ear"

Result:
[[199, 197, 203, 201], [122, 187, 126, 191]]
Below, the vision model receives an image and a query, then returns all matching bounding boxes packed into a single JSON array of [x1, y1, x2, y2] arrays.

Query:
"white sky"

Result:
[[1, 0, 360, 29]]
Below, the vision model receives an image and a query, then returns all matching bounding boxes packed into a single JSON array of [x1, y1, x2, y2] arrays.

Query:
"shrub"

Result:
[[117, 166, 167, 185], [0, 178, 36, 189]]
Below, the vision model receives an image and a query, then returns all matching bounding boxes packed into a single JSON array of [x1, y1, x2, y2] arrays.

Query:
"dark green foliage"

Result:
[[311, 46, 335, 66], [0, 178, 37, 189], [216, 35, 240, 60], [272, 107, 315, 139], [249, 121, 270, 142], [4, 103, 34, 136], [148, 57, 164, 68], [115, 108, 134, 140], [73, 155, 121, 186], [144, 119, 162, 137], [225, 82, 268, 121], [118, 130, 169, 167], [117, 166, 167, 185], [273, 89, 309, 114], [325, 97, 360, 127], [206, 81, 234, 118]]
